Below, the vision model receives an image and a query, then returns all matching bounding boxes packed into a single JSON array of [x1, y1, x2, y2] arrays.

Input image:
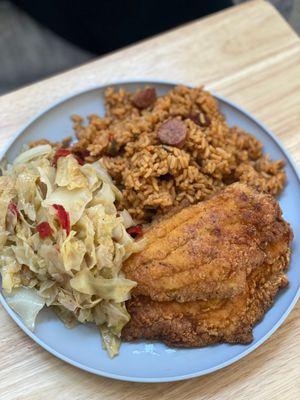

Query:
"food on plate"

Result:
[[67, 85, 285, 222], [122, 184, 293, 346], [2, 85, 293, 357], [132, 87, 157, 109], [122, 183, 292, 303], [122, 259, 289, 346], [0, 145, 144, 357], [157, 118, 187, 148]]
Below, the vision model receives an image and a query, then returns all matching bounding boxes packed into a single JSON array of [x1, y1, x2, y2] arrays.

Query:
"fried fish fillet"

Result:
[[123, 183, 292, 302], [122, 254, 290, 347]]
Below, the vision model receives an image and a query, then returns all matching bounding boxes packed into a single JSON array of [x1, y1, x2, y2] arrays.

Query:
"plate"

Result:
[[0, 81, 299, 383]]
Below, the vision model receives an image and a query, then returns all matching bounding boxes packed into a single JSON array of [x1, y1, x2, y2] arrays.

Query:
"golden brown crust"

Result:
[[123, 183, 292, 302], [122, 255, 290, 347]]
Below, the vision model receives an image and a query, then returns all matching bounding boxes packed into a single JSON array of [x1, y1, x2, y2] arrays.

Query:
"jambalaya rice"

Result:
[[44, 85, 286, 221]]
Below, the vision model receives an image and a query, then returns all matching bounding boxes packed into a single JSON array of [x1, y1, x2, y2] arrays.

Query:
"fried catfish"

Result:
[[122, 253, 290, 347], [123, 183, 292, 302]]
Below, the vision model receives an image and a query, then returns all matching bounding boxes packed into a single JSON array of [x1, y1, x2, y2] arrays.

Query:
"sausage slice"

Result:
[[132, 87, 157, 109], [189, 111, 210, 127], [157, 119, 187, 148]]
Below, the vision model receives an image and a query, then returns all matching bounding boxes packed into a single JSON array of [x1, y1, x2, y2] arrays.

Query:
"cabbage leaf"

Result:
[[61, 231, 86, 271], [55, 156, 88, 190], [43, 187, 92, 224], [13, 144, 52, 165], [70, 269, 136, 302], [0, 176, 16, 230], [99, 325, 121, 358], [6, 287, 45, 331]]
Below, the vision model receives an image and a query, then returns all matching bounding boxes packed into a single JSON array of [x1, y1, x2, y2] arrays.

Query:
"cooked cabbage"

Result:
[[100, 325, 121, 358], [37, 161, 56, 197], [119, 209, 134, 229], [70, 269, 136, 302], [6, 287, 45, 331], [55, 156, 88, 190], [0, 146, 143, 357], [16, 170, 38, 221], [61, 232, 86, 271], [0, 176, 16, 229], [0, 255, 21, 293], [43, 187, 92, 225], [13, 144, 52, 165]]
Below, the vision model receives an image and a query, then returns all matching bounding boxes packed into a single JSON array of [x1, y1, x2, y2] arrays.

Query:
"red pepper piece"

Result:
[[74, 150, 90, 159], [127, 225, 143, 239], [53, 204, 71, 235], [53, 147, 85, 166], [52, 148, 71, 166], [76, 156, 85, 165], [36, 221, 53, 239], [8, 201, 20, 218]]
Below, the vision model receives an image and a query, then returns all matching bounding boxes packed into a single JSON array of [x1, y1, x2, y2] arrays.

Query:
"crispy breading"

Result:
[[122, 254, 290, 347], [123, 183, 292, 302]]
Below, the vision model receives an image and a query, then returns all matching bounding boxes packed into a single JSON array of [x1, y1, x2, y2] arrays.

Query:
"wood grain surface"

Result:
[[0, 1, 299, 399]]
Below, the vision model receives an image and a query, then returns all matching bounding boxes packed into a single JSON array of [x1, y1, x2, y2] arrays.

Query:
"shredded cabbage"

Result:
[[100, 325, 121, 358], [61, 231, 86, 271], [55, 156, 88, 190], [119, 209, 134, 229], [16, 170, 38, 221], [70, 269, 136, 302], [6, 287, 45, 331], [43, 187, 92, 224], [37, 160, 56, 197], [0, 146, 144, 357], [93, 161, 123, 201], [13, 144, 52, 165], [0, 176, 16, 229]]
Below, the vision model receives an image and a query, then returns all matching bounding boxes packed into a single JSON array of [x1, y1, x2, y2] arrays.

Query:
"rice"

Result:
[[67, 85, 285, 221]]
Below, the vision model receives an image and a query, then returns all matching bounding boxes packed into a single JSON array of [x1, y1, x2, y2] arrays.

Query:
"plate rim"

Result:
[[0, 79, 299, 383]]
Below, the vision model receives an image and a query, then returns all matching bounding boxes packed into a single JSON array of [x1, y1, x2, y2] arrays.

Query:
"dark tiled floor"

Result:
[[0, 0, 298, 95]]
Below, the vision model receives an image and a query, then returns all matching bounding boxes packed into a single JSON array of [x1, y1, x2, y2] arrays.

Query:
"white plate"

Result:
[[0, 81, 299, 382]]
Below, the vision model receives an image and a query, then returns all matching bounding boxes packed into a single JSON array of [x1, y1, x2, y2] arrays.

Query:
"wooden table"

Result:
[[0, 1, 299, 399]]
